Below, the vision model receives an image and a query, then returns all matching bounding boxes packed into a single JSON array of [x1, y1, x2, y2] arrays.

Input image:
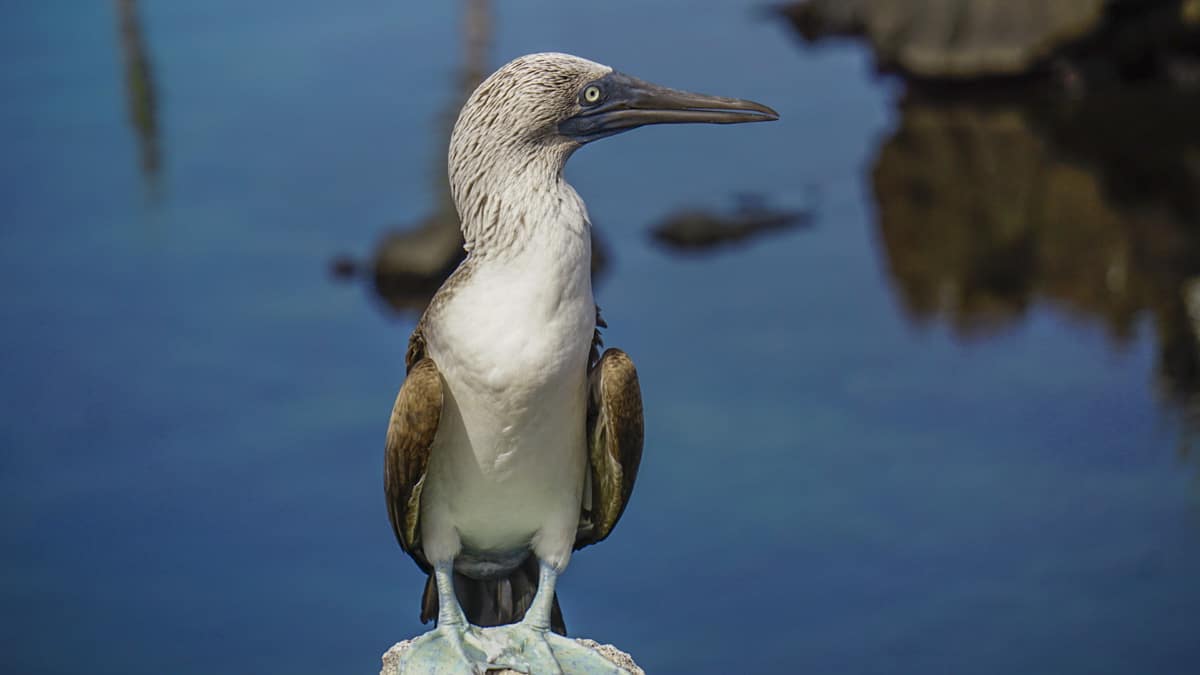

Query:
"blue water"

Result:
[[2, 1, 1198, 674]]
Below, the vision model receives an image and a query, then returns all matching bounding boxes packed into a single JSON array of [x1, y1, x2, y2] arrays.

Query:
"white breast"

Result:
[[418, 201, 595, 570]]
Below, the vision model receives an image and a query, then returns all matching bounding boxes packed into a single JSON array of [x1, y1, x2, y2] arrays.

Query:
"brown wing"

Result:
[[384, 328, 442, 572], [575, 347, 644, 550]]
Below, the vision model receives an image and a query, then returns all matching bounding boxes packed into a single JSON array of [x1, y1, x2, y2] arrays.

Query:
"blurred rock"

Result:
[[650, 195, 813, 252], [776, 0, 1104, 78], [363, 217, 609, 315], [330, 255, 359, 279], [367, 210, 466, 314], [379, 637, 644, 675], [775, 0, 1200, 85]]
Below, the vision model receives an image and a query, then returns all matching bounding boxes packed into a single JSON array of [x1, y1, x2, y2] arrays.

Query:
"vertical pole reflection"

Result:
[[354, 0, 609, 313], [462, 0, 490, 102], [115, 0, 161, 182], [364, 0, 492, 313]]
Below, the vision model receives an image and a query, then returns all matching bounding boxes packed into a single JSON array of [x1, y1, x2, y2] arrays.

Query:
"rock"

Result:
[[649, 195, 813, 252], [379, 637, 644, 675], [365, 220, 610, 315], [776, 0, 1106, 78]]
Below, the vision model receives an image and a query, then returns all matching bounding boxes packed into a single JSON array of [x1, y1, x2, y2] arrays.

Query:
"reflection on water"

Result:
[[874, 89, 1200, 406], [115, 0, 160, 179], [7, 1, 1200, 673], [356, 0, 488, 314], [775, 0, 1200, 409]]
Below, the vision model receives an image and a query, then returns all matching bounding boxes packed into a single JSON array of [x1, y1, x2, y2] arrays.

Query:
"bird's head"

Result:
[[448, 53, 777, 204]]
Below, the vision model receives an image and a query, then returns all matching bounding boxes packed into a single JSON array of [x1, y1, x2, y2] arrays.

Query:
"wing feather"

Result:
[[576, 347, 644, 549], [384, 334, 442, 572]]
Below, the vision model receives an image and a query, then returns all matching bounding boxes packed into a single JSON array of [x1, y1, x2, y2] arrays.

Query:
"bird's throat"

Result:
[[458, 167, 590, 261]]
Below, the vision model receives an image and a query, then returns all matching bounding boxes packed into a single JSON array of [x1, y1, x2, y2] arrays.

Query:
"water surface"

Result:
[[2, 1, 1198, 674]]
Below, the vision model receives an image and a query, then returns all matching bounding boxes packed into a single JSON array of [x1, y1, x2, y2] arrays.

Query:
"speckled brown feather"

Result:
[[404, 325, 429, 374], [384, 339, 442, 574], [576, 347, 644, 549]]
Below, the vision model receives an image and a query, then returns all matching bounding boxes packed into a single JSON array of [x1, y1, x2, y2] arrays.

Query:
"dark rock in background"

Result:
[[649, 195, 813, 253], [775, 0, 1200, 87]]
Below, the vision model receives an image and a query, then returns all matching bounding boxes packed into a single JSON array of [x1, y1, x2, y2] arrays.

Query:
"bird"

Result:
[[383, 52, 777, 673]]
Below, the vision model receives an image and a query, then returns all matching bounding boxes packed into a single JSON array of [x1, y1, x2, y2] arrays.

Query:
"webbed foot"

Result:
[[398, 622, 504, 675], [540, 632, 632, 674], [486, 623, 563, 674], [483, 624, 631, 674]]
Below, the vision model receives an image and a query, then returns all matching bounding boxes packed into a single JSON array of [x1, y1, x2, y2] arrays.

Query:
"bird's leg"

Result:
[[487, 559, 565, 674], [489, 559, 630, 674], [398, 562, 499, 675], [433, 562, 468, 628], [522, 558, 560, 631]]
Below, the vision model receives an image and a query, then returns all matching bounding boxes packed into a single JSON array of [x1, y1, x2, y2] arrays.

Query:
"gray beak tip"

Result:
[[729, 98, 779, 123]]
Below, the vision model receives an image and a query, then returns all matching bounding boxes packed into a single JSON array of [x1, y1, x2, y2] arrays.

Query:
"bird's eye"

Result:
[[582, 84, 603, 105]]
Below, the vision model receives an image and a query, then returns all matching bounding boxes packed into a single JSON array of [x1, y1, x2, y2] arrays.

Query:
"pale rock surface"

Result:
[[380, 637, 644, 675]]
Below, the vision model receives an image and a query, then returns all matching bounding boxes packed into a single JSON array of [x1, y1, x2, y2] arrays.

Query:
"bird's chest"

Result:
[[437, 268, 592, 402], [427, 251, 594, 473]]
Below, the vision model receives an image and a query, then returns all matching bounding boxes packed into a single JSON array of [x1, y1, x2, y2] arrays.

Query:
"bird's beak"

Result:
[[559, 71, 779, 143]]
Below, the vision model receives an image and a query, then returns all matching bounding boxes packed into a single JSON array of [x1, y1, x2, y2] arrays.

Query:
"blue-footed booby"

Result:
[[384, 52, 776, 673]]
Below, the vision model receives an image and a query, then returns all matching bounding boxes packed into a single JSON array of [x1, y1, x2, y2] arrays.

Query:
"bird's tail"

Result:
[[420, 555, 567, 635]]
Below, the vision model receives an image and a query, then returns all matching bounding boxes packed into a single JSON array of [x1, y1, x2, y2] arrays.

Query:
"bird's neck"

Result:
[[452, 150, 589, 262], [443, 155, 595, 349]]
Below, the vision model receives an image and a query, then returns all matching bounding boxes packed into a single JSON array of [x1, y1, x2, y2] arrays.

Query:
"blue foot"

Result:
[[398, 623, 504, 675], [486, 623, 562, 674], [481, 625, 631, 675], [541, 633, 632, 674]]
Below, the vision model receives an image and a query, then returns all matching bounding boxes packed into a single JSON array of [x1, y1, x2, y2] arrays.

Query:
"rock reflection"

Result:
[[777, 0, 1200, 409], [115, 0, 160, 178], [874, 88, 1200, 404], [649, 194, 813, 253]]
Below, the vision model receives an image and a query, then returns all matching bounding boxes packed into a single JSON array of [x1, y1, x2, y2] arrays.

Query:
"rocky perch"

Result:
[[380, 638, 644, 675]]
